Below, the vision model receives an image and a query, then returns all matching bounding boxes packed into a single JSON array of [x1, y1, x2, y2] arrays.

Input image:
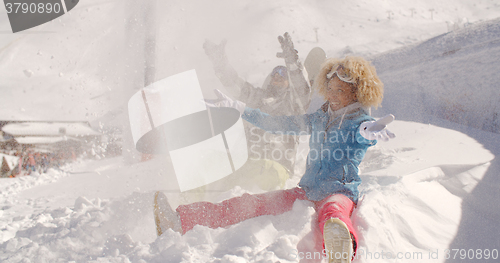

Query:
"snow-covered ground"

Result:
[[1, 122, 498, 263], [1, 0, 500, 262]]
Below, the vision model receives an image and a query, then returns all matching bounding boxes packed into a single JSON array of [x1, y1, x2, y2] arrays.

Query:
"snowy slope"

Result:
[[0, 0, 129, 122], [371, 17, 500, 134], [1, 0, 500, 263], [369, 17, 500, 262], [2, 0, 500, 123]]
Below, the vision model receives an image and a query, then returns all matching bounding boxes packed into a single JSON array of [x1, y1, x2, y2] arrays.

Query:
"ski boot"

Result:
[[154, 191, 182, 236], [323, 218, 353, 263]]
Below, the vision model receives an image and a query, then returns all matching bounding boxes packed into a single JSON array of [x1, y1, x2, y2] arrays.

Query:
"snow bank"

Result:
[[0, 168, 70, 243], [0, 192, 315, 263], [372, 17, 500, 135], [1, 120, 497, 263]]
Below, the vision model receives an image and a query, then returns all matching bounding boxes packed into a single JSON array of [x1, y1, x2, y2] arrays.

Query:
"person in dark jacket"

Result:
[[202, 33, 311, 192]]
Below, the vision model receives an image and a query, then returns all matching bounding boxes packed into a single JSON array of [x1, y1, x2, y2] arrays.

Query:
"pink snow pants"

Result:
[[176, 187, 358, 253]]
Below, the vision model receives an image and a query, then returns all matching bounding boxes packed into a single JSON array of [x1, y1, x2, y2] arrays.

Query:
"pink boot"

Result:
[[315, 194, 357, 262]]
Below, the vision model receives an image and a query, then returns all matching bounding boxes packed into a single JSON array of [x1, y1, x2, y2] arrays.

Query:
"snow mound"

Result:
[[1, 121, 497, 262], [372, 18, 500, 135], [0, 192, 316, 263]]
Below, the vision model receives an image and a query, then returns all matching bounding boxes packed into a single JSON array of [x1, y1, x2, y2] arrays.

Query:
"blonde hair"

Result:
[[315, 56, 384, 108]]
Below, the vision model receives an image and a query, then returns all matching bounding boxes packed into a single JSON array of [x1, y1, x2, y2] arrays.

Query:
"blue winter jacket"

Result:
[[242, 102, 377, 204]]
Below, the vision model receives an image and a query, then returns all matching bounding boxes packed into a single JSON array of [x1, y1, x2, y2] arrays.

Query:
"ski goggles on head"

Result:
[[326, 64, 356, 84], [271, 66, 288, 79]]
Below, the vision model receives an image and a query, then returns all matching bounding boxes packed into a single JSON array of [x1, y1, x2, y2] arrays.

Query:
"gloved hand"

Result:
[[359, 114, 396, 142], [203, 39, 228, 66], [276, 32, 301, 70], [204, 89, 246, 115]]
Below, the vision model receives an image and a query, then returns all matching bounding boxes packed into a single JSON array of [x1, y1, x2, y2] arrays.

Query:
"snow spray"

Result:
[[128, 69, 248, 192]]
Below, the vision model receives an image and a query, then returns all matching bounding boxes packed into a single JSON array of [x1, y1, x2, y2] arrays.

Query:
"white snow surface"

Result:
[[1, 0, 500, 262]]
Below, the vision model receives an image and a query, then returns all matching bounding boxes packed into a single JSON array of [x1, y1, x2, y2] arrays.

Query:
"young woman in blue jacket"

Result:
[[155, 56, 394, 263]]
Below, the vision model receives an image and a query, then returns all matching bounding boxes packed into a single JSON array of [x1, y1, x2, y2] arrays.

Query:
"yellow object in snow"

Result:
[[180, 159, 290, 203]]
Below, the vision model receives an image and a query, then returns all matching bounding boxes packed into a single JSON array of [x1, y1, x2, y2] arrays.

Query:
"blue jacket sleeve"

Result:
[[242, 107, 311, 135]]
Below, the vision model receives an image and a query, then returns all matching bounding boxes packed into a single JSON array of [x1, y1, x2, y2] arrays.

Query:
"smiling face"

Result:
[[325, 75, 358, 111], [269, 66, 289, 91], [270, 73, 289, 90]]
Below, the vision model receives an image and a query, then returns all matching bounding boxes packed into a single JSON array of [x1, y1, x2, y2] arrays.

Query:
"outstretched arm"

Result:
[[204, 39, 267, 108], [277, 32, 311, 111], [242, 107, 311, 135], [205, 89, 311, 135], [203, 39, 246, 98]]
